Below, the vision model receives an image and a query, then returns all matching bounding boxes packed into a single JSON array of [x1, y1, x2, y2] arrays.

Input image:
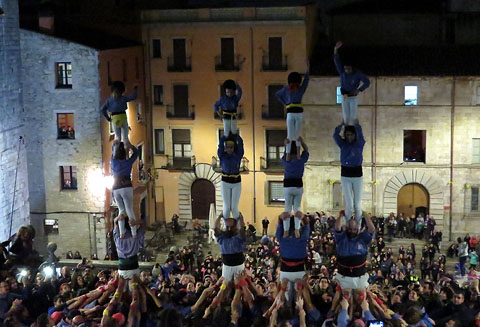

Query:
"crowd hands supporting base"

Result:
[[1, 209, 480, 327]]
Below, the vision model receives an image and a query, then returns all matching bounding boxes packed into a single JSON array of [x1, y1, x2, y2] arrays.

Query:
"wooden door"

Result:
[[397, 183, 429, 218], [191, 179, 215, 220]]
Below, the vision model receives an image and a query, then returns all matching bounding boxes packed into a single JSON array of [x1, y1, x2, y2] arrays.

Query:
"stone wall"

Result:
[[303, 76, 480, 240], [0, 0, 31, 241], [20, 29, 103, 256]]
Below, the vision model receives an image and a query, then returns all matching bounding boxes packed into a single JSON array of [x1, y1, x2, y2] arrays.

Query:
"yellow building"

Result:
[[141, 5, 315, 230]]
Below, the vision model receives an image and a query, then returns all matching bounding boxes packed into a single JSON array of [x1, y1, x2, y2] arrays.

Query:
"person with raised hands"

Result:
[[333, 211, 375, 301]]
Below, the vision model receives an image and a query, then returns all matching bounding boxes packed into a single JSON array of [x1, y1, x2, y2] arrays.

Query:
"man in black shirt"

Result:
[[262, 217, 269, 236]]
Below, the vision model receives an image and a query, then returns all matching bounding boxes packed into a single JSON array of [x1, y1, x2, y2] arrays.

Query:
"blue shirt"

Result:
[[113, 225, 145, 259], [111, 145, 139, 177], [333, 124, 365, 167], [275, 71, 310, 105], [213, 84, 242, 113], [276, 223, 309, 260], [215, 232, 245, 255], [334, 54, 370, 93], [334, 229, 373, 257], [101, 89, 137, 120], [282, 151, 309, 179], [218, 135, 244, 174]]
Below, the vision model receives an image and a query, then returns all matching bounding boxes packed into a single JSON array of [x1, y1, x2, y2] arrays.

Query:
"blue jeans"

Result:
[[341, 96, 358, 125], [286, 113, 303, 153], [341, 176, 363, 224]]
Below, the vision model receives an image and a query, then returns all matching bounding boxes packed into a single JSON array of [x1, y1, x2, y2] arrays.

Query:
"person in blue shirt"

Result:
[[111, 142, 139, 238], [218, 134, 244, 224], [334, 41, 370, 125], [333, 211, 375, 295], [333, 120, 366, 225], [214, 213, 246, 282], [275, 66, 309, 159], [276, 215, 309, 282], [101, 81, 137, 149], [281, 136, 309, 238], [214, 80, 242, 136]]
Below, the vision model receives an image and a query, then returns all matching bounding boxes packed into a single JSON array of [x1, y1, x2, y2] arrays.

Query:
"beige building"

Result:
[[302, 76, 480, 240], [142, 5, 316, 230]]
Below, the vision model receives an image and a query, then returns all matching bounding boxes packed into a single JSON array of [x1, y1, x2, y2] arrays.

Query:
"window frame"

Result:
[[154, 129, 165, 155], [152, 39, 162, 58], [56, 113, 75, 140], [60, 165, 78, 190], [336, 86, 342, 104], [266, 129, 287, 163], [403, 130, 426, 163], [55, 62, 72, 89], [404, 85, 418, 106], [472, 186, 479, 211], [153, 85, 164, 105], [268, 181, 285, 204], [472, 138, 480, 164]]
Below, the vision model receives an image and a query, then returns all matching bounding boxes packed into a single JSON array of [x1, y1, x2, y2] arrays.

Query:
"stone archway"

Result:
[[383, 170, 444, 224], [178, 164, 223, 220]]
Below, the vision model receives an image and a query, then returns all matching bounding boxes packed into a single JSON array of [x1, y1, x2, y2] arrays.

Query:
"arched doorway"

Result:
[[191, 179, 215, 220], [397, 183, 429, 218]]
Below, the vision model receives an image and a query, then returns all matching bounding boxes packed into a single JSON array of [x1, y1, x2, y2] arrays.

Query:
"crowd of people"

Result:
[[0, 210, 479, 327]]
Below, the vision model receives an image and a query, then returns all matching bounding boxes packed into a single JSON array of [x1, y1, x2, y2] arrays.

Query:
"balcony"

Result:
[[261, 105, 285, 120], [260, 156, 284, 173], [166, 155, 196, 170], [214, 105, 243, 120], [167, 56, 192, 72], [214, 54, 241, 71], [262, 55, 288, 71], [166, 104, 195, 120], [212, 156, 250, 173]]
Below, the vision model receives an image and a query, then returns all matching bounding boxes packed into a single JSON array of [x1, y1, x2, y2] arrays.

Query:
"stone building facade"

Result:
[[0, 0, 31, 241], [302, 76, 480, 240]]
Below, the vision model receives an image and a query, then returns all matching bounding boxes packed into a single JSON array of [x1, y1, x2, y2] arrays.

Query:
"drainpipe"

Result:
[[250, 27, 257, 224], [372, 76, 378, 215], [449, 77, 455, 241]]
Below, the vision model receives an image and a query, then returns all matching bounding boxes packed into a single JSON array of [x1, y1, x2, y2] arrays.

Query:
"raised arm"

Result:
[[333, 41, 344, 74], [354, 122, 366, 146], [238, 213, 245, 237], [299, 71, 310, 94], [333, 124, 345, 147], [124, 86, 138, 102], [364, 213, 375, 234], [236, 135, 244, 159], [235, 82, 242, 102], [214, 215, 223, 236], [276, 217, 284, 241], [127, 145, 139, 164], [335, 214, 344, 232], [217, 136, 226, 159]]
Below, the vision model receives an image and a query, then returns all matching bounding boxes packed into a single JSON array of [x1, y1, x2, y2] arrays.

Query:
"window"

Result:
[[266, 130, 286, 167], [122, 59, 127, 81], [56, 113, 75, 139], [332, 182, 345, 209], [44, 219, 59, 235], [263, 37, 286, 71], [264, 84, 284, 119], [473, 139, 480, 164], [173, 85, 189, 117], [138, 144, 146, 181], [154, 129, 165, 154], [136, 103, 142, 122], [153, 85, 164, 105], [403, 130, 426, 163], [404, 85, 418, 106], [472, 187, 479, 211], [168, 39, 191, 72], [269, 181, 285, 203], [56, 62, 72, 88], [216, 37, 236, 71], [152, 39, 161, 58], [60, 166, 77, 190], [172, 129, 191, 168], [336, 86, 342, 104]]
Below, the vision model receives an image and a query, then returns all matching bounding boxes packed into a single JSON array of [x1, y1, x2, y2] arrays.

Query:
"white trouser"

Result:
[[284, 187, 303, 214], [114, 122, 129, 144], [333, 272, 369, 290], [341, 96, 358, 125], [283, 216, 301, 231], [222, 263, 245, 281], [222, 118, 238, 136], [286, 113, 303, 153], [221, 181, 241, 219], [341, 176, 363, 225], [113, 187, 137, 236]]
